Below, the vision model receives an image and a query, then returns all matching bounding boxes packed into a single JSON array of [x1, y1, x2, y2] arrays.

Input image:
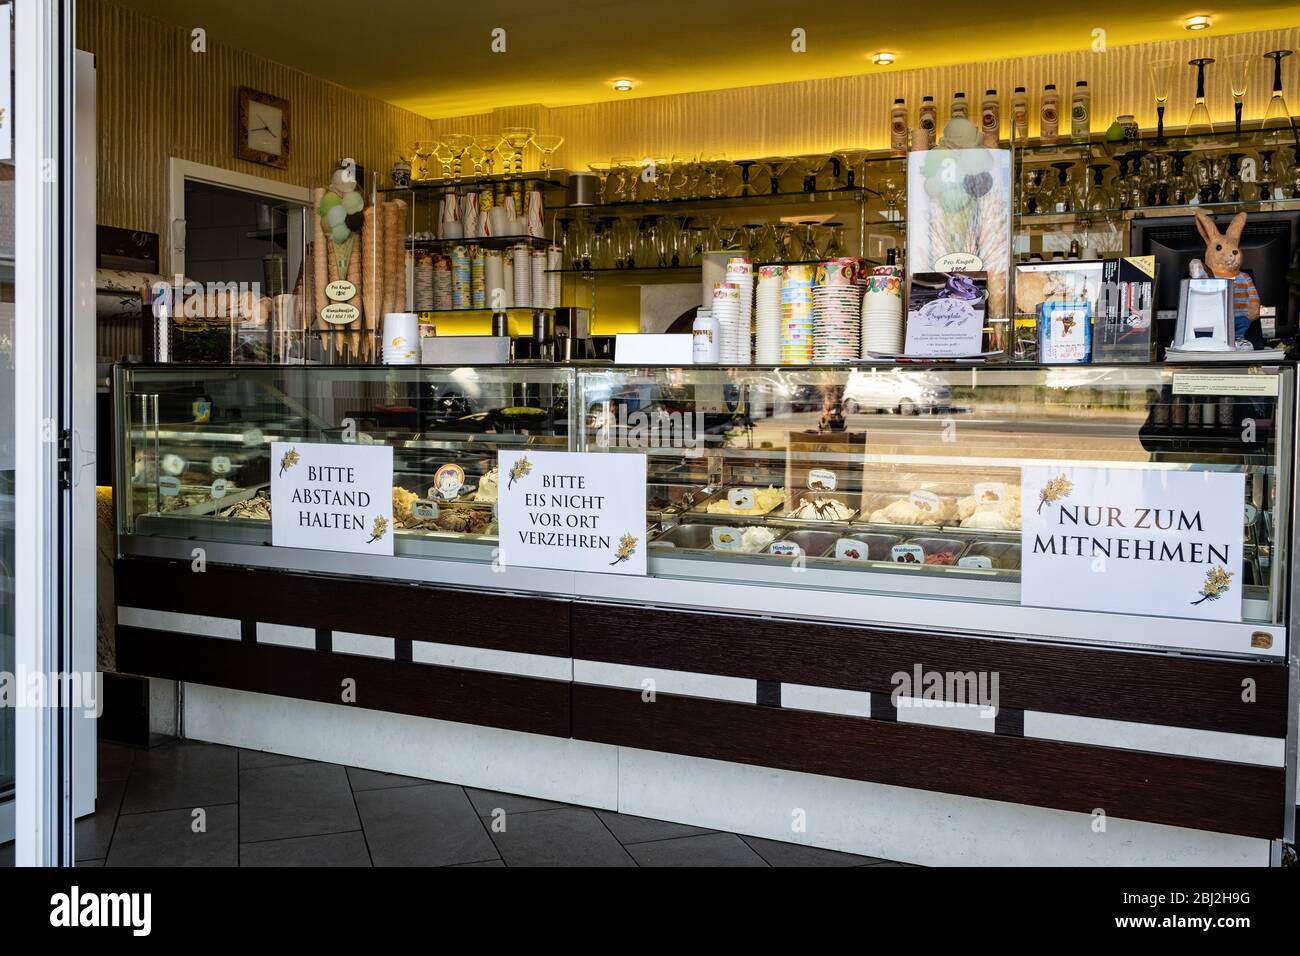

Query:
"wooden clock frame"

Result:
[[236, 86, 290, 169]]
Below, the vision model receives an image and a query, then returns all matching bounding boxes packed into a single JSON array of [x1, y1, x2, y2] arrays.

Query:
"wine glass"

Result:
[[835, 148, 870, 189], [734, 159, 760, 197], [1262, 51, 1295, 135], [1149, 59, 1174, 140], [533, 134, 565, 174], [1168, 151, 1195, 205], [1185, 58, 1216, 139], [443, 133, 474, 181], [411, 140, 434, 180], [610, 156, 639, 201], [879, 175, 904, 221], [1083, 163, 1114, 212], [1226, 54, 1252, 137], [1257, 150, 1280, 201], [474, 134, 503, 175], [589, 162, 614, 201], [433, 141, 454, 179], [698, 152, 727, 198], [501, 126, 536, 177], [1048, 162, 1076, 212]]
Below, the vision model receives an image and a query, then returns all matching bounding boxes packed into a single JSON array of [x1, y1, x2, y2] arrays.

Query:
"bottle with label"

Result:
[[1040, 83, 1060, 143], [918, 96, 937, 148], [981, 89, 1000, 141], [1011, 86, 1029, 142], [1071, 80, 1091, 140], [951, 91, 969, 121], [692, 309, 720, 364], [890, 98, 908, 152]]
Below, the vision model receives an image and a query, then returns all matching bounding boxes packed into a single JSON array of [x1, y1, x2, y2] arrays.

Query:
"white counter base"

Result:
[[180, 683, 1270, 867]]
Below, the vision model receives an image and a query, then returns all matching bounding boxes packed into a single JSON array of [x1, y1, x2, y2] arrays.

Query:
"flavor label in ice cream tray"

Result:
[[957, 555, 993, 569], [325, 280, 357, 302], [158, 475, 181, 497], [891, 543, 925, 564], [497, 449, 648, 576], [431, 463, 465, 500], [410, 499, 440, 521], [210, 478, 230, 499], [835, 538, 872, 561], [807, 468, 838, 492], [271, 441, 394, 557], [974, 482, 1005, 505], [908, 490, 941, 515], [728, 488, 757, 511], [210, 456, 232, 475], [770, 540, 801, 557], [162, 454, 186, 476], [710, 527, 743, 551]]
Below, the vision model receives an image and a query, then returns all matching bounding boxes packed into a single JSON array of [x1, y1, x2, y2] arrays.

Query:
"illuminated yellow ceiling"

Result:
[[119, 0, 1300, 118]]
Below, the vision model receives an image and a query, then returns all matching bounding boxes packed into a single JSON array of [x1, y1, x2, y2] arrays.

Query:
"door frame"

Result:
[[166, 158, 311, 280]]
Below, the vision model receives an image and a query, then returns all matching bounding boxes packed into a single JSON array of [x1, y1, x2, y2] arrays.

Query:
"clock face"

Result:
[[247, 101, 282, 156]]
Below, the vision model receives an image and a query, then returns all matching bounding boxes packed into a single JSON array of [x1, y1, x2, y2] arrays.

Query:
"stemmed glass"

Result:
[[533, 134, 565, 174], [610, 156, 639, 201], [1168, 151, 1195, 205], [474, 134, 503, 175], [734, 160, 760, 197], [836, 149, 870, 188], [1227, 54, 1252, 137], [1149, 60, 1174, 140], [1262, 51, 1295, 134], [412, 141, 435, 180], [500, 126, 536, 177], [800, 155, 831, 192], [698, 152, 727, 198], [1185, 58, 1216, 139], [589, 162, 615, 201], [1258, 150, 1279, 200], [879, 175, 904, 221], [443, 133, 474, 181], [1048, 162, 1076, 212], [1083, 164, 1114, 212]]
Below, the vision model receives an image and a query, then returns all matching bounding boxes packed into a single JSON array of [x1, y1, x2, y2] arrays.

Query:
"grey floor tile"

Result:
[[742, 835, 889, 867], [120, 740, 238, 814], [465, 787, 569, 817], [97, 740, 140, 781], [346, 766, 432, 792], [239, 762, 360, 843], [106, 804, 238, 867], [626, 832, 768, 867], [596, 810, 714, 845], [355, 783, 498, 867], [78, 859, 105, 867], [239, 749, 315, 771], [489, 807, 635, 867], [452, 859, 505, 867], [864, 860, 908, 866], [76, 775, 127, 861], [241, 831, 372, 867]]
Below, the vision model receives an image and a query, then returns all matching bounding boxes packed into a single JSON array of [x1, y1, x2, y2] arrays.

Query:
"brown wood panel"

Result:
[[571, 683, 1285, 839], [117, 626, 570, 738], [116, 557, 570, 658], [571, 602, 1287, 738]]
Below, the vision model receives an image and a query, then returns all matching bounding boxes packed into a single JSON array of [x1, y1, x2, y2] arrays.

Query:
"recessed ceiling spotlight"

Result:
[[612, 79, 635, 92], [1184, 15, 1211, 30], [872, 52, 897, 66]]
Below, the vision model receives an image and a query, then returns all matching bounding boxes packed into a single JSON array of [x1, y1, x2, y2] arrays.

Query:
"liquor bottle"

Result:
[[1011, 86, 1029, 141], [918, 96, 937, 148], [951, 91, 969, 121], [692, 310, 720, 364], [1071, 81, 1091, 140], [1040, 83, 1060, 143], [981, 89, 1001, 141], [890, 98, 908, 153]]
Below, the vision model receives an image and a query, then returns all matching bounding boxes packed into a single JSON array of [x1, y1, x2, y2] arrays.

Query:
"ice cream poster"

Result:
[[1021, 464, 1245, 628], [497, 450, 648, 575], [271, 441, 394, 556]]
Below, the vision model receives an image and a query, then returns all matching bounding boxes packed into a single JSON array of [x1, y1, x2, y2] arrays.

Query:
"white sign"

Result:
[[497, 450, 647, 575], [1021, 465, 1244, 623], [271, 441, 393, 556]]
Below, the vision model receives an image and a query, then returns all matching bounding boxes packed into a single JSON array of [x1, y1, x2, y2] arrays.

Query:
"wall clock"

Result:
[[237, 86, 289, 169]]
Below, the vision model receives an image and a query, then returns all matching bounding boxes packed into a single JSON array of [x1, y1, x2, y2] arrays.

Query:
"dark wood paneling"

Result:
[[572, 603, 1287, 737], [116, 557, 571, 658], [571, 683, 1285, 839], [118, 627, 570, 738]]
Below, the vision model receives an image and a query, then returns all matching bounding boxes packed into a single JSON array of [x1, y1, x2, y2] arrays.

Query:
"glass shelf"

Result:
[[1013, 123, 1300, 159], [1015, 196, 1300, 227], [554, 186, 869, 214], [381, 171, 569, 193], [407, 234, 551, 251], [547, 257, 893, 275]]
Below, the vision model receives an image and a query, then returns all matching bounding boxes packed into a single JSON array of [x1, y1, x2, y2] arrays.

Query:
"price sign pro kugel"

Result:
[[271, 441, 394, 556], [497, 450, 647, 575], [1021, 464, 1244, 623]]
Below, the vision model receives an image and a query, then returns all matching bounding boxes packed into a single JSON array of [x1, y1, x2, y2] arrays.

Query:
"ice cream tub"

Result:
[[958, 540, 1020, 570], [779, 493, 858, 524], [832, 532, 900, 562], [651, 522, 779, 554], [691, 485, 786, 518], [775, 529, 839, 558]]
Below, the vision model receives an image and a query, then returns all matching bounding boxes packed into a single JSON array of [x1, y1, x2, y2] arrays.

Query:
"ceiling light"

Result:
[[612, 79, 635, 92], [872, 52, 896, 66], [1184, 15, 1211, 30]]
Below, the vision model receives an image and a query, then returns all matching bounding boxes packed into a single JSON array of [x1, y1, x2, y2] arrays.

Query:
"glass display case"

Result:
[[116, 361, 1293, 636]]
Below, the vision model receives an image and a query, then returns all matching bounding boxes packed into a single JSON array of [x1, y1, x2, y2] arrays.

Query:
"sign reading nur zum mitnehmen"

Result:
[[271, 441, 394, 555], [1021, 464, 1244, 623]]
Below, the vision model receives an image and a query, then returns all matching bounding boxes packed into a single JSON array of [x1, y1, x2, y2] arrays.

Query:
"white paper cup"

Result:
[[382, 312, 421, 365]]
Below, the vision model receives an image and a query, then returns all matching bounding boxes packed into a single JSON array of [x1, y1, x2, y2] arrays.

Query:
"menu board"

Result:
[[497, 450, 647, 575], [271, 441, 394, 556], [1021, 464, 1244, 623]]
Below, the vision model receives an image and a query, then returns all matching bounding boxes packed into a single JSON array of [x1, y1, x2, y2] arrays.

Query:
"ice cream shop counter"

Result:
[[111, 362, 1298, 865]]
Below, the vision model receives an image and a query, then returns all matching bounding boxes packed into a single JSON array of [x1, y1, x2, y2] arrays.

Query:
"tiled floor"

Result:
[[3, 739, 905, 867]]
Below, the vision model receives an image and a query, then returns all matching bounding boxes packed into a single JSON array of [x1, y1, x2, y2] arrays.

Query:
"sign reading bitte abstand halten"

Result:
[[1021, 464, 1243, 623], [497, 450, 647, 575], [271, 441, 394, 556]]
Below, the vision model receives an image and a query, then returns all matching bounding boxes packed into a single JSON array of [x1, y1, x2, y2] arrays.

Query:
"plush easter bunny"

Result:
[[1192, 209, 1260, 340]]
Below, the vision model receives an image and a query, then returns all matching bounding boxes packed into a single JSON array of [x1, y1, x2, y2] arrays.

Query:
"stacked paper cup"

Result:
[[382, 312, 420, 365], [725, 257, 753, 364], [433, 257, 453, 310], [530, 249, 546, 311], [470, 247, 486, 309], [450, 246, 471, 309], [546, 245, 563, 308], [781, 264, 815, 364], [755, 265, 782, 364], [512, 243, 532, 308], [813, 258, 864, 364], [711, 282, 744, 364], [861, 265, 905, 357], [414, 252, 434, 311], [483, 251, 505, 311]]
